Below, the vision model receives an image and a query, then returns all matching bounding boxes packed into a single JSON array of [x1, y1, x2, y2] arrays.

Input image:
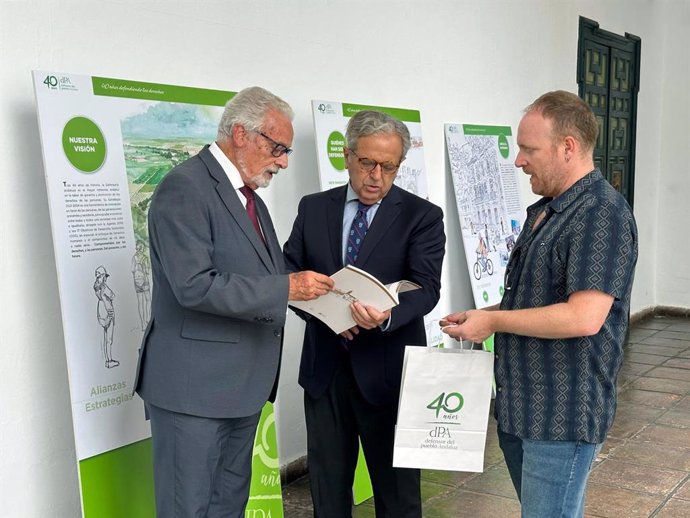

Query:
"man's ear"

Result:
[[232, 124, 248, 147], [563, 135, 577, 155], [343, 146, 350, 161]]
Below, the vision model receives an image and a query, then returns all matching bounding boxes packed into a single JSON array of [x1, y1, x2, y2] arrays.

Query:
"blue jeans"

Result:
[[498, 428, 601, 518]]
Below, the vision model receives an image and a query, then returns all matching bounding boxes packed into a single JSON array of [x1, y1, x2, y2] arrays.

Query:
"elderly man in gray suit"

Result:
[[134, 86, 333, 518]]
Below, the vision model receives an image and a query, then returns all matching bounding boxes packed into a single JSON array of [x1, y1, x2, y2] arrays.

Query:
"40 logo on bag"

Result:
[[427, 391, 464, 420]]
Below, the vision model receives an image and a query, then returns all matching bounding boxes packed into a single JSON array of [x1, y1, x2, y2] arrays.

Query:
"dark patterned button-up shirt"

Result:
[[495, 169, 638, 443]]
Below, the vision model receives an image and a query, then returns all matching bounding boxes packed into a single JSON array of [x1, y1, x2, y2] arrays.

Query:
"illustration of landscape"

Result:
[[121, 102, 222, 243]]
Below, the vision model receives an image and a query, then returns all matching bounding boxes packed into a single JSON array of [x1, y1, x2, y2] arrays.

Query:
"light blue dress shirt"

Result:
[[341, 183, 390, 331]]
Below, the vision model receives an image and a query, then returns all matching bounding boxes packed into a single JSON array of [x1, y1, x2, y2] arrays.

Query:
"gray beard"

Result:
[[250, 172, 273, 188]]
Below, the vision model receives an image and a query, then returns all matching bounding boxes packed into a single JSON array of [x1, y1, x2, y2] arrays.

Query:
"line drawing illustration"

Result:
[[131, 240, 151, 330], [94, 265, 118, 368]]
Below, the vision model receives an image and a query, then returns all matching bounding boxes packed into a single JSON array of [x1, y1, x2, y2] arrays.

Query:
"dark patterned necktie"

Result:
[[346, 202, 372, 265], [239, 185, 266, 245]]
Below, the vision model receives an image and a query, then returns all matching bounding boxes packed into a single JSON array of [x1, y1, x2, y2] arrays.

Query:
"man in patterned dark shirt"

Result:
[[441, 90, 638, 518]]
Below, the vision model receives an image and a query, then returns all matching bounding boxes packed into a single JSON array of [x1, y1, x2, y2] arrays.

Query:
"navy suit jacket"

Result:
[[283, 184, 445, 406]]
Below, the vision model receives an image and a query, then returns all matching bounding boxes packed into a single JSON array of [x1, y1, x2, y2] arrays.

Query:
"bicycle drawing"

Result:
[[473, 252, 494, 280]]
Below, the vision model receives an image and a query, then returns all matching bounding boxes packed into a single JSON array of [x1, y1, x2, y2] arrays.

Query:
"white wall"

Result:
[[656, 0, 690, 307], [0, 1, 684, 516]]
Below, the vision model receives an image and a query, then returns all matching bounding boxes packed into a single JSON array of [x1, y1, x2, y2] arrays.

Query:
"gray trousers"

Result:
[[147, 403, 261, 518]]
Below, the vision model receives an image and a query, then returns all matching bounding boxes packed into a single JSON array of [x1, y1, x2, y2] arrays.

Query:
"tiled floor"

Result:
[[281, 315, 690, 517]]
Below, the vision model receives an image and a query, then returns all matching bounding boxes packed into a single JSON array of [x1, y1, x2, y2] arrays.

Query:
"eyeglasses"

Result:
[[254, 130, 293, 157], [349, 149, 401, 175]]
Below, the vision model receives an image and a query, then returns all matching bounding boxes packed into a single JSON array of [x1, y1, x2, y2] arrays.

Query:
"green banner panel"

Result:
[[483, 334, 495, 353], [246, 403, 284, 517], [353, 442, 374, 505], [79, 439, 155, 518], [79, 403, 283, 518], [462, 124, 512, 136], [92, 76, 234, 106], [341, 103, 421, 123]]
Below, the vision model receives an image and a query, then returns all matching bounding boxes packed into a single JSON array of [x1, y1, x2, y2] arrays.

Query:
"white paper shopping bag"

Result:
[[393, 346, 493, 472]]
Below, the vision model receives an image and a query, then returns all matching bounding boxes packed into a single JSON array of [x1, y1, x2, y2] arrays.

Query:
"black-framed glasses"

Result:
[[254, 130, 293, 157], [349, 149, 402, 175]]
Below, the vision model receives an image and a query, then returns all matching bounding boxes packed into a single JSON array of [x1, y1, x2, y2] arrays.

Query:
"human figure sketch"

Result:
[[484, 223, 493, 251], [476, 235, 489, 258], [131, 240, 151, 330], [474, 235, 494, 279], [94, 265, 118, 368]]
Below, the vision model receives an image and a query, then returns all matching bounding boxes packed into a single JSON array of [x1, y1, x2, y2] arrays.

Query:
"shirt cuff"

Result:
[[379, 315, 392, 332]]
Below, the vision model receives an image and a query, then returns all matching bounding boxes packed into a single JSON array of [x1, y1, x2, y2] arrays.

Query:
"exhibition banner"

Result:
[[33, 71, 283, 518], [445, 124, 525, 309]]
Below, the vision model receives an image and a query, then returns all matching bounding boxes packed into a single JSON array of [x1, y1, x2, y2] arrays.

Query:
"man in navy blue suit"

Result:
[[284, 110, 445, 518]]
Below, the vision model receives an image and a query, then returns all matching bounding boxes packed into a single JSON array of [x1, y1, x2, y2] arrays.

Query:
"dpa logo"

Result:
[[43, 74, 77, 92], [317, 103, 335, 114], [427, 391, 463, 418]]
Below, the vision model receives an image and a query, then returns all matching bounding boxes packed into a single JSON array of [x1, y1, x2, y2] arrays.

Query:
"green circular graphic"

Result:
[[253, 411, 279, 469], [498, 134, 510, 159], [483, 290, 489, 302], [327, 131, 346, 171], [62, 117, 106, 173], [499, 285, 505, 296]]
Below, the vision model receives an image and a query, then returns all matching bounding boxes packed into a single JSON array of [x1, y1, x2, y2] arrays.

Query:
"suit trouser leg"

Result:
[[354, 378, 421, 518], [147, 403, 261, 518], [304, 360, 360, 518], [304, 358, 421, 518], [353, 374, 422, 518]]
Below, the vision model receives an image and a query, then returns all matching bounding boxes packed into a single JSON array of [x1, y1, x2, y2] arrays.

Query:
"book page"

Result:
[[290, 265, 419, 334]]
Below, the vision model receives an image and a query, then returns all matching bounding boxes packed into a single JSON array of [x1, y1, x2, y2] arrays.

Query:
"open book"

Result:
[[290, 265, 421, 334]]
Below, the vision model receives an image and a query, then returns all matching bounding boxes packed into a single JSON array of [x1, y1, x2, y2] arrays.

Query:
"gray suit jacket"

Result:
[[134, 145, 289, 418]]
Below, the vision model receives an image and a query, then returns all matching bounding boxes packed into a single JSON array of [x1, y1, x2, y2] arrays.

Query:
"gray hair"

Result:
[[217, 86, 294, 141], [525, 90, 598, 153], [345, 110, 411, 158]]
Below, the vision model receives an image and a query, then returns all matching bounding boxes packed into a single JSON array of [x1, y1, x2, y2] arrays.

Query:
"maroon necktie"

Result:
[[239, 185, 266, 245]]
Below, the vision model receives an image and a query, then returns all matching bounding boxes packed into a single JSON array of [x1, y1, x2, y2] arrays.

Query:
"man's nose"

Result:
[[276, 152, 289, 169], [514, 152, 526, 168], [369, 164, 383, 179]]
